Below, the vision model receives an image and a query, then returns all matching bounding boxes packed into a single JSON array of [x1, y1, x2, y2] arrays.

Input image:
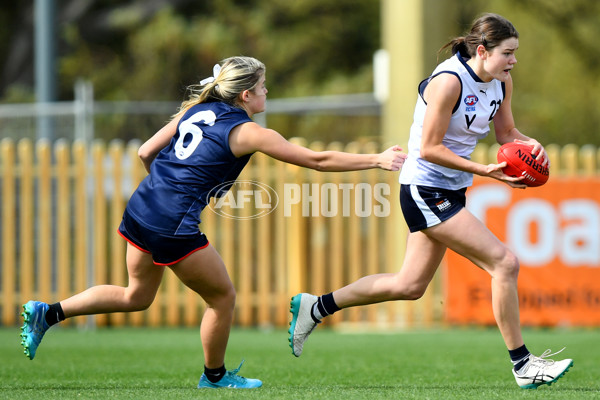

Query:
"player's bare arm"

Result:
[[229, 122, 406, 171]]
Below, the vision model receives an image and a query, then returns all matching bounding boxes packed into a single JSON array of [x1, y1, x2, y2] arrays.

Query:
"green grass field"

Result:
[[1, 326, 598, 399]]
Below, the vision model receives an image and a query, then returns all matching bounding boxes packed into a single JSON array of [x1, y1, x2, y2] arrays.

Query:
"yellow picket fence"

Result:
[[1, 138, 597, 329], [1, 138, 429, 329]]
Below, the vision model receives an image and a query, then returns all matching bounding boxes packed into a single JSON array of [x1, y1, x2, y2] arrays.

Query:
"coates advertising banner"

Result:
[[445, 177, 600, 326]]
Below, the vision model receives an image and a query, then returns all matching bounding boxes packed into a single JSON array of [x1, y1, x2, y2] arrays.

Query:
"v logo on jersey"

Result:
[[465, 114, 476, 129]]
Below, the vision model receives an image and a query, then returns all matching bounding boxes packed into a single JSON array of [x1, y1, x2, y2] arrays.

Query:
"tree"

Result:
[[1, 0, 598, 145]]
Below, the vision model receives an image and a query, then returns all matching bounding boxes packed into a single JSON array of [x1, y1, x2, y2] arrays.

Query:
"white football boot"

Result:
[[513, 348, 573, 389], [288, 293, 320, 357]]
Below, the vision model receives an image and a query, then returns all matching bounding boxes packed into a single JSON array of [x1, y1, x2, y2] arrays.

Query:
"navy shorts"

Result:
[[117, 210, 209, 266], [400, 184, 466, 233]]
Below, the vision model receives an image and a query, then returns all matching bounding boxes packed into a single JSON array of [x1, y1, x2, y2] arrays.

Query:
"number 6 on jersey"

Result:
[[174, 110, 217, 160]]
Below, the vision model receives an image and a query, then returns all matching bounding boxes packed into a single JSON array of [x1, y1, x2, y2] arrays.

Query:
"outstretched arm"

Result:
[[229, 122, 406, 172]]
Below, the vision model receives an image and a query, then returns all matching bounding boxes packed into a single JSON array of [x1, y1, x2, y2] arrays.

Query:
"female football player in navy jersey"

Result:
[[20, 56, 406, 389], [289, 13, 573, 389]]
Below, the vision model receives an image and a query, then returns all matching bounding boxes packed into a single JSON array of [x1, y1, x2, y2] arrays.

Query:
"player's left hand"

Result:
[[513, 139, 549, 167]]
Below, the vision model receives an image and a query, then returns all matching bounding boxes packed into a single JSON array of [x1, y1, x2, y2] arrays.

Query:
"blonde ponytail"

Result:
[[173, 56, 265, 118]]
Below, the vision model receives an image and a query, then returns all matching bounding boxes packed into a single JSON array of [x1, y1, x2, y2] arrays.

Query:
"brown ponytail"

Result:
[[439, 13, 518, 58]]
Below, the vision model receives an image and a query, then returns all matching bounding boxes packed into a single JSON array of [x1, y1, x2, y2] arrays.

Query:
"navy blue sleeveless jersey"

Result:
[[125, 102, 253, 235]]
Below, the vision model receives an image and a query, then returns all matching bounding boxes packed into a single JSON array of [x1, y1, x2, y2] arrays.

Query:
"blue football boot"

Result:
[[20, 301, 50, 360], [197, 360, 262, 389]]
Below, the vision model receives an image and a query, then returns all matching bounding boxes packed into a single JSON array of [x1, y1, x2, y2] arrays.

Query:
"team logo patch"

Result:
[[436, 199, 451, 212], [464, 94, 478, 106]]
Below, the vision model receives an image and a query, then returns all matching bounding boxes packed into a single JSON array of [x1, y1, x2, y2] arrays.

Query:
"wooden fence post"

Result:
[[91, 141, 108, 326], [256, 151, 272, 327], [286, 138, 308, 298], [1, 139, 16, 325], [345, 141, 362, 324], [72, 140, 88, 326], [18, 140, 34, 311], [36, 140, 52, 303], [109, 140, 126, 326], [325, 141, 344, 326], [55, 140, 71, 305]]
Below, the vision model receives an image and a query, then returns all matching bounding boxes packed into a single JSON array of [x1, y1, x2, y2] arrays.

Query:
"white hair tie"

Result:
[[200, 64, 222, 86]]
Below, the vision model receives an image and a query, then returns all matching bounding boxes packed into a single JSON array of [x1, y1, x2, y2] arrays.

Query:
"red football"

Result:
[[497, 142, 549, 187]]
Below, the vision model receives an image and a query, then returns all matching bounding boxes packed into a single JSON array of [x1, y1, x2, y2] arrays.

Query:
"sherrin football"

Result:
[[497, 142, 549, 187]]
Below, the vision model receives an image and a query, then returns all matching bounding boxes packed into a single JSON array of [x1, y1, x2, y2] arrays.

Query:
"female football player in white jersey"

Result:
[[289, 13, 573, 389], [20, 56, 406, 389]]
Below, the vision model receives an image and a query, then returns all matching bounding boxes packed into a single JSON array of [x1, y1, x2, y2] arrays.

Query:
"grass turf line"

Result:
[[1, 327, 598, 399]]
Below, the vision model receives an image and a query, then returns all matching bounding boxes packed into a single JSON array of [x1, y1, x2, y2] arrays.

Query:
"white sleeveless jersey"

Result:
[[399, 52, 506, 189]]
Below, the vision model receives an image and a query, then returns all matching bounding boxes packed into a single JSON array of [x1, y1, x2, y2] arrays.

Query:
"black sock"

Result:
[[204, 365, 226, 383], [316, 293, 341, 318], [45, 303, 66, 327], [509, 344, 530, 371]]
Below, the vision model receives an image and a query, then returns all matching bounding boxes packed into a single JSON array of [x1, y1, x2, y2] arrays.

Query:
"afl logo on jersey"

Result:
[[464, 94, 478, 107]]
